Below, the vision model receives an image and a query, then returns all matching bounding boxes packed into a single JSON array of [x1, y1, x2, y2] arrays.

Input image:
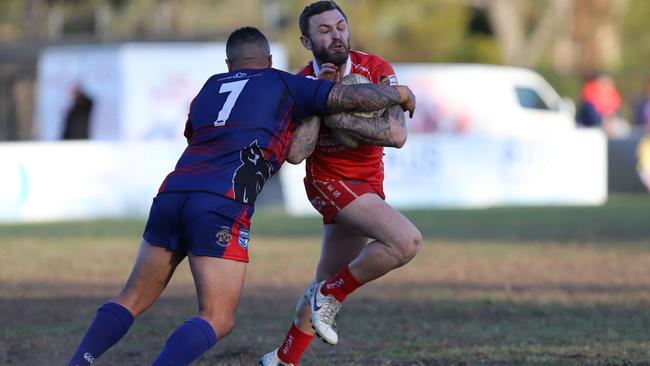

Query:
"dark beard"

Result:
[[311, 39, 350, 66]]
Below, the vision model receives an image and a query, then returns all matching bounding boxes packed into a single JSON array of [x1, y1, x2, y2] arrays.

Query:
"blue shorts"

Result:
[[143, 192, 254, 262]]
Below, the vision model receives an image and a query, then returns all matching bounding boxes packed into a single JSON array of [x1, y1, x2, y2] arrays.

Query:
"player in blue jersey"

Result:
[[66, 27, 415, 366]]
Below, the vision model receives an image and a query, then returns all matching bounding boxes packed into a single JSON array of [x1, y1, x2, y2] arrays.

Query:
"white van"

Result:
[[393, 64, 576, 136]]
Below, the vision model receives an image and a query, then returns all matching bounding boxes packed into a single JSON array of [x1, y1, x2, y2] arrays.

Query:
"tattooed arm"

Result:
[[326, 83, 416, 117], [325, 104, 407, 148], [324, 77, 408, 148], [286, 115, 321, 164]]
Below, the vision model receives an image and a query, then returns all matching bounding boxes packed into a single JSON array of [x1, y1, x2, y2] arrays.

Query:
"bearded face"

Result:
[[304, 10, 351, 66], [309, 33, 350, 66]]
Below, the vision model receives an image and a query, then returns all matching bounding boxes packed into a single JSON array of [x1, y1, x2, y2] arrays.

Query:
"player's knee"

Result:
[[396, 227, 422, 265], [411, 228, 423, 257]]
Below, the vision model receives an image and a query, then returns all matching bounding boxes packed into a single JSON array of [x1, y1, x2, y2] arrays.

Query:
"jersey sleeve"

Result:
[[375, 59, 398, 86], [277, 71, 334, 119]]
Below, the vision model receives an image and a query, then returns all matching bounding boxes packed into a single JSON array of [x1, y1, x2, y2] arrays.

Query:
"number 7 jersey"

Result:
[[158, 68, 334, 206]]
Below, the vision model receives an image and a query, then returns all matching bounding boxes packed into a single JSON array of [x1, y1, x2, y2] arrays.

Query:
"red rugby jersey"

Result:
[[297, 50, 398, 186]]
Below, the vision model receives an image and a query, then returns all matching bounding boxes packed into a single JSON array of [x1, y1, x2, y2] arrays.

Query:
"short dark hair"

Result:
[[226, 26, 270, 63], [299, 1, 348, 36]]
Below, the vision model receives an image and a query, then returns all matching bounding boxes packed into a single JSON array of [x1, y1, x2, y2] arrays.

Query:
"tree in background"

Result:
[[485, 0, 629, 75], [0, 0, 635, 73], [0, 0, 649, 125]]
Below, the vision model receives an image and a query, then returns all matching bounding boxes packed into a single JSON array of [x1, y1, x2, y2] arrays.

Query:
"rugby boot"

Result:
[[309, 281, 341, 345], [259, 349, 294, 366]]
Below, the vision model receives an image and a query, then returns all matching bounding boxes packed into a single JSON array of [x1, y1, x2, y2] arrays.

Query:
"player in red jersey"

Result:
[[260, 2, 422, 365]]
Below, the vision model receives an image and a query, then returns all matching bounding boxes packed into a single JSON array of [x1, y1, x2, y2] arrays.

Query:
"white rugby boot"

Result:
[[309, 281, 341, 345], [259, 349, 294, 366]]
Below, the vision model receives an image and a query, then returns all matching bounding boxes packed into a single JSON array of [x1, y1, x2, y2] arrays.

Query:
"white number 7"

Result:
[[214, 79, 249, 127]]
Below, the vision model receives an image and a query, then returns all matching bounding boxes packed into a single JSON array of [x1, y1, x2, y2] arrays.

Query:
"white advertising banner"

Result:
[[0, 131, 606, 222], [0, 141, 185, 222], [36, 46, 122, 140], [36, 43, 287, 141], [280, 129, 607, 215]]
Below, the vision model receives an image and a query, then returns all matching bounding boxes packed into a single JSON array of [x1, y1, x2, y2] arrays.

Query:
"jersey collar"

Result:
[[311, 56, 352, 78]]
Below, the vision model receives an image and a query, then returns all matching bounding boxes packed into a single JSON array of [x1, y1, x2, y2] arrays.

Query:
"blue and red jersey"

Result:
[[158, 68, 334, 206]]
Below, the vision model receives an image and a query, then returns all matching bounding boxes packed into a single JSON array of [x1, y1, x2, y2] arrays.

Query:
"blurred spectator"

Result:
[[634, 78, 650, 135], [62, 85, 93, 140], [576, 71, 626, 137]]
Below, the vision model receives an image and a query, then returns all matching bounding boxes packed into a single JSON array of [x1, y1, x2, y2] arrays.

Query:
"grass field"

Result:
[[1, 194, 650, 365]]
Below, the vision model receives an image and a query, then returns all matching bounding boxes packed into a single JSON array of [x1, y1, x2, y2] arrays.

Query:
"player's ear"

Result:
[[300, 35, 312, 51], [225, 59, 233, 72], [267, 54, 273, 68]]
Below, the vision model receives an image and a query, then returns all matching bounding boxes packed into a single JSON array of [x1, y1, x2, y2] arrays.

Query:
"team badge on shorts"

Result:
[[216, 226, 232, 247], [310, 197, 326, 211], [238, 227, 250, 249]]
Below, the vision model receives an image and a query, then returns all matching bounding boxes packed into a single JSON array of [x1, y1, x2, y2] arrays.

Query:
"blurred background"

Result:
[[2, 1, 650, 365], [1, 0, 649, 136], [0, 0, 649, 223], [0, 0, 648, 223]]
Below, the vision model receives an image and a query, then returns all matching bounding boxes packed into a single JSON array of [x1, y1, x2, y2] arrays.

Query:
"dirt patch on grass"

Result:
[[3, 238, 650, 365]]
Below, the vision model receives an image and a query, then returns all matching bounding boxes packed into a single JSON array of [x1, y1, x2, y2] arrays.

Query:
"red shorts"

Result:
[[304, 177, 385, 224]]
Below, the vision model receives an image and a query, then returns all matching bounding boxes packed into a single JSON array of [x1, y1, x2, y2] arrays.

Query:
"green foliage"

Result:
[[276, 1, 452, 67], [1, 0, 649, 115], [282, 0, 501, 66], [537, 67, 583, 101], [453, 34, 501, 64], [619, 0, 650, 114]]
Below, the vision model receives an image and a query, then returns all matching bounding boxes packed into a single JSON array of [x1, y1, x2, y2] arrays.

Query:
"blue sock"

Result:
[[67, 302, 134, 366], [151, 317, 218, 366]]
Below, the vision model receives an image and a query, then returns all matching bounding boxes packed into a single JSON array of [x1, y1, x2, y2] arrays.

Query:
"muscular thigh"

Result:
[[315, 223, 367, 281], [335, 193, 417, 245]]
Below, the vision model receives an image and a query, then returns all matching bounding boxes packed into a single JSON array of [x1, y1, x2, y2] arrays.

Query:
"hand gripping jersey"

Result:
[[158, 68, 334, 206], [297, 50, 398, 188]]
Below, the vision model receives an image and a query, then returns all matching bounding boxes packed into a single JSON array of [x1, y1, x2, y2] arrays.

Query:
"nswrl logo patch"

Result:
[[238, 228, 250, 249]]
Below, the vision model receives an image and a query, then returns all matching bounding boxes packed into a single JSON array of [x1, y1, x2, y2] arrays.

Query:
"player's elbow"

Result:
[[391, 128, 407, 149], [286, 153, 306, 165]]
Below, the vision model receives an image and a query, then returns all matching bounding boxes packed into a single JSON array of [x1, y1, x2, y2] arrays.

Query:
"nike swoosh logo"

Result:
[[312, 288, 322, 311]]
